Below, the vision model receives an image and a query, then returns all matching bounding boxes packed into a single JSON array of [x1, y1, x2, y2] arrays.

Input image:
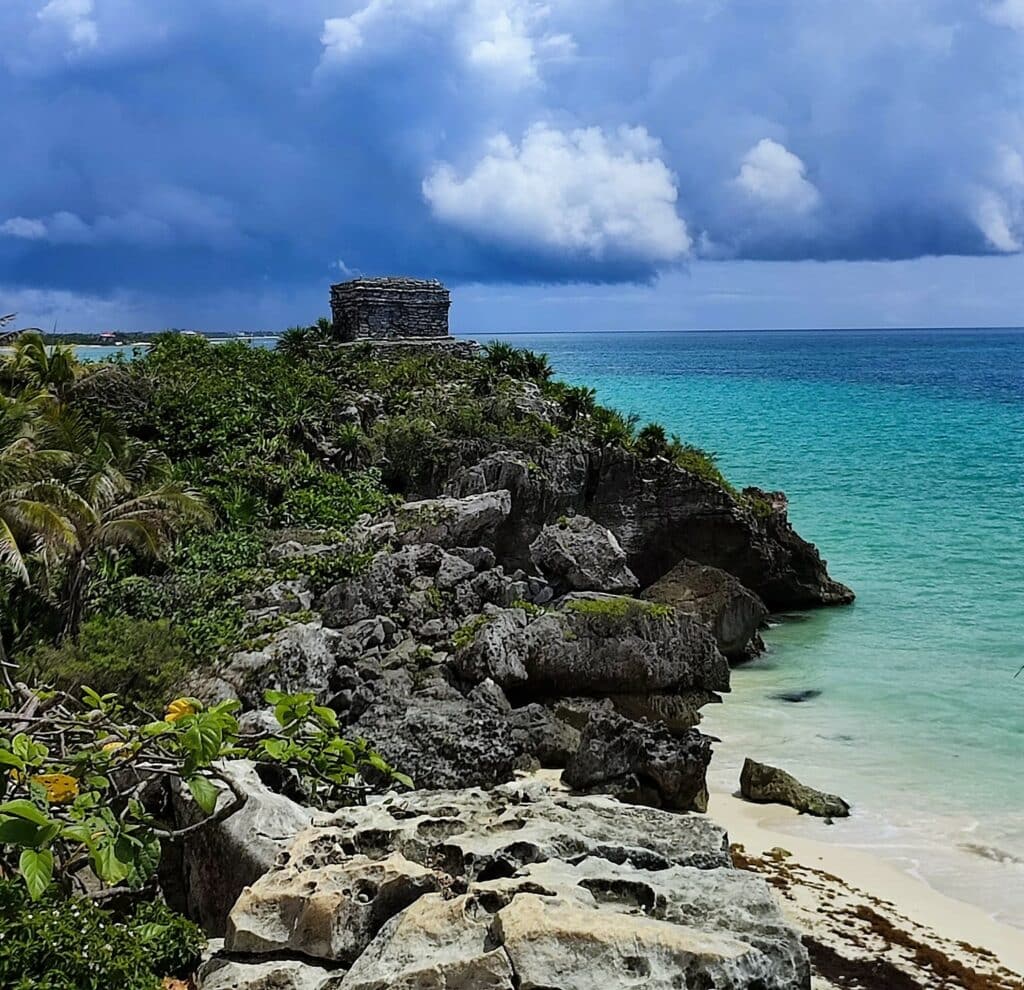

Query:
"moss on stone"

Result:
[[451, 614, 492, 650], [563, 597, 673, 622]]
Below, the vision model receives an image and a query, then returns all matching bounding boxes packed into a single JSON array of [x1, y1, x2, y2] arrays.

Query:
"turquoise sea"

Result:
[[471, 328, 1024, 925]]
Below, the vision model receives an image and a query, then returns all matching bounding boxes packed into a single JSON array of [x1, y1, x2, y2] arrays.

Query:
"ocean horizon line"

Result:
[[456, 324, 1024, 336]]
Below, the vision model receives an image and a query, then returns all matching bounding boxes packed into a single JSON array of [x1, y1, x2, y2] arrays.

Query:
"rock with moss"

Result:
[[739, 758, 851, 818], [563, 710, 714, 812], [392, 490, 512, 548], [529, 514, 639, 594], [452, 593, 727, 700], [643, 558, 768, 661]]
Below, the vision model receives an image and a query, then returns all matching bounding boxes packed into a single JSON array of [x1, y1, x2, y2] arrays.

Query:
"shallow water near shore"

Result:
[[470, 327, 1024, 926]]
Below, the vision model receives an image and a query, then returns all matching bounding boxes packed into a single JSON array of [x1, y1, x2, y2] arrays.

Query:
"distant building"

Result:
[[330, 277, 451, 342]]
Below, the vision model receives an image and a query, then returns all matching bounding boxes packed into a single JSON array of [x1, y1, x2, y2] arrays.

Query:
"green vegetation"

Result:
[[3, 331, 736, 701], [0, 322, 745, 986], [451, 614, 492, 650], [26, 617, 188, 712], [0, 684, 409, 902], [0, 881, 205, 990], [563, 597, 674, 621]]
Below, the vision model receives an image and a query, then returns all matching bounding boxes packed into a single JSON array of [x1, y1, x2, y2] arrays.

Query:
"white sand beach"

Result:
[[711, 786, 1024, 988]]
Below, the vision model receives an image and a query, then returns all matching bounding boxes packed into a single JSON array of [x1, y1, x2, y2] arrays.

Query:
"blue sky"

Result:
[[2, 0, 1024, 331]]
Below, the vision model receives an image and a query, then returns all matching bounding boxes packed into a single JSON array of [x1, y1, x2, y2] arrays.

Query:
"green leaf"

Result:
[[19, 848, 54, 900], [312, 705, 339, 729], [141, 720, 173, 736], [0, 818, 44, 846], [186, 775, 220, 816], [135, 922, 169, 942], [260, 738, 288, 761], [182, 719, 223, 770], [0, 800, 51, 826], [81, 686, 104, 710], [263, 689, 286, 705], [0, 749, 26, 772], [61, 823, 95, 844], [391, 771, 414, 790], [91, 841, 132, 885], [128, 833, 162, 887]]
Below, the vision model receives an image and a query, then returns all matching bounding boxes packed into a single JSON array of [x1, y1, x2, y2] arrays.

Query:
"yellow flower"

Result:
[[31, 773, 79, 805], [165, 698, 198, 722]]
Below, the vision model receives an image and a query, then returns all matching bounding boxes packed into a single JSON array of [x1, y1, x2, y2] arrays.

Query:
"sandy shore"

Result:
[[711, 786, 1024, 988]]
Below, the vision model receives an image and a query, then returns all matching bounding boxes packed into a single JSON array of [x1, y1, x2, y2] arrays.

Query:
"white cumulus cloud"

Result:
[[321, 0, 574, 86], [735, 138, 821, 214], [37, 0, 98, 50], [973, 145, 1024, 252], [422, 123, 691, 264], [989, 0, 1024, 30], [1, 211, 93, 243], [0, 217, 49, 240]]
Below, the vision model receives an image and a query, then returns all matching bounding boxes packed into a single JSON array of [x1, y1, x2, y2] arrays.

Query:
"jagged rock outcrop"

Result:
[[452, 594, 729, 699], [740, 758, 851, 818], [529, 514, 639, 593], [644, 558, 768, 661], [445, 443, 854, 610], [563, 710, 713, 812], [205, 779, 809, 990], [171, 762, 314, 934], [391, 490, 512, 549]]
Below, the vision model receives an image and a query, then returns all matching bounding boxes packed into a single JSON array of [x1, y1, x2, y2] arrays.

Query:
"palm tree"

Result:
[[635, 422, 669, 458], [8, 331, 78, 401], [0, 398, 77, 668], [46, 421, 213, 638], [561, 385, 597, 423]]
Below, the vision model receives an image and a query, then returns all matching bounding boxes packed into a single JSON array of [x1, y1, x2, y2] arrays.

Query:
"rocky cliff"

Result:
[[166, 340, 853, 989]]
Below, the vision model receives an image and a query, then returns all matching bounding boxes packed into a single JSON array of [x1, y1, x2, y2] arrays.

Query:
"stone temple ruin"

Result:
[[330, 277, 451, 342]]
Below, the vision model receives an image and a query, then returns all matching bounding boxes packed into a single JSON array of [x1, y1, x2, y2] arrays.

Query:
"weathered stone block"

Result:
[[330, 277, 450, 341]]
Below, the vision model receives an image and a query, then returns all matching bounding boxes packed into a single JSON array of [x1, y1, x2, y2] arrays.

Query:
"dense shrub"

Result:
[[26, 616, 188, 710], [0, 882, 205, 990]]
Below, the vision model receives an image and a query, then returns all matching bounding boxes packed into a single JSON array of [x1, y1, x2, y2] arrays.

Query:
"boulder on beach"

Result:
[[562, 710, 713, 812], [643, 558, 768, 661], [739, 758, 851, 818]]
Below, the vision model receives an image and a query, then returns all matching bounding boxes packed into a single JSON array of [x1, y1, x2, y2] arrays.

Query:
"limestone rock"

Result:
[[392, 490, 511, 548], [174, 762, 314, 935], [445, 442, 853, 610], [529, 515, 639, 593], [563, 710, 713, 812], [227, 853, 439, 963], [349, 689, 526, 791], [644, 558, 768, 661], [281, 779, 732, 880], [221, 780, 808, 989], [740, 757, 851, 818], [453, 594, 729, 698], [199, 957, 341, 990], [192, 621, 343, 708], [339, 894, 515, 989]]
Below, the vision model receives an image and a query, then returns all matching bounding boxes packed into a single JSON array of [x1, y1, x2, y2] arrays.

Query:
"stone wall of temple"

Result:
[[330, 277, 451, 341]]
